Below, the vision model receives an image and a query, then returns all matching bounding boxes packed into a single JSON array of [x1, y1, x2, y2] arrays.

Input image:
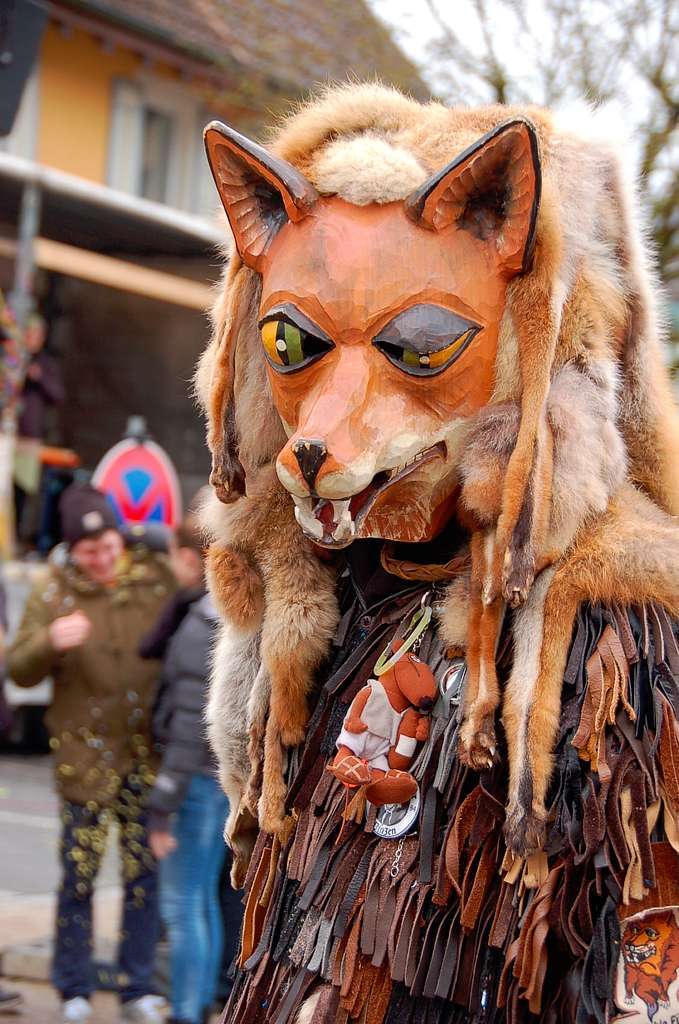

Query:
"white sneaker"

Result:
[[62, 997, 92, 1023], [120, 994, 165, 1023]]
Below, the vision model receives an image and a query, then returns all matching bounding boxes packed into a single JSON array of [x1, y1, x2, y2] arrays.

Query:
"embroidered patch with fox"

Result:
[[613, 909, 679, 1023]]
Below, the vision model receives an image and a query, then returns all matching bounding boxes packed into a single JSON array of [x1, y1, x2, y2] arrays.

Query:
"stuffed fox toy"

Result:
[[329, 638, 438, 806]]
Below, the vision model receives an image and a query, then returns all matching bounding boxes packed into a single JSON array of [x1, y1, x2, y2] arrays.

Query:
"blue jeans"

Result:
[[160, 773, 229, 1024], [52, 779, 159, 1002]]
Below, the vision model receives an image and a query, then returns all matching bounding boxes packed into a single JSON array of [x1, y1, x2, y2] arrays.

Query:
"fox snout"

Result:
[[291, 439, 328, 492]]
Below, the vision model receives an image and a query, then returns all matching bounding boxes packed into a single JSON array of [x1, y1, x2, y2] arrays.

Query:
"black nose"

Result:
[[292, 439, 328, 491]]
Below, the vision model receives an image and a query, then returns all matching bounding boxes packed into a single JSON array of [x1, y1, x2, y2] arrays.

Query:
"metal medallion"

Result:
[[373, 785, 421, 839]]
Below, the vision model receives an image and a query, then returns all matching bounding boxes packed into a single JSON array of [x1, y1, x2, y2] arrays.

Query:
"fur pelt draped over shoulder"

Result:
[[197, 82, 679, 867]]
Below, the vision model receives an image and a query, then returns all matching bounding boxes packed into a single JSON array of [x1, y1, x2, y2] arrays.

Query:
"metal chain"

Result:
[[390, 836, 405, 879]]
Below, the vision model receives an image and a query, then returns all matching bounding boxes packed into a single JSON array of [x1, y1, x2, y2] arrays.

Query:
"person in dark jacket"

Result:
[[17, 314, 64, 440], [14, 314, 65, 539], [142, 520, 228, 1024]]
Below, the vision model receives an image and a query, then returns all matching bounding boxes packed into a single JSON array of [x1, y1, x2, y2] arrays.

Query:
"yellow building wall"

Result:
[[38, 23, 139, 182], [37, 22, 182, 185]]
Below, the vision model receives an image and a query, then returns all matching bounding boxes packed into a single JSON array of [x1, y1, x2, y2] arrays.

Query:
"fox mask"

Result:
[[204, 119, 540, 547]]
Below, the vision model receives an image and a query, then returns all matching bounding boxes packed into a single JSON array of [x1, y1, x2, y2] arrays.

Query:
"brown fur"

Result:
[[200, 467, 339, 836], [504, 484, 679, 852]]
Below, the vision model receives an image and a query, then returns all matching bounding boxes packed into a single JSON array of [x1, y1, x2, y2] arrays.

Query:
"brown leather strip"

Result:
[[360, 864, 384, 957], [287, 807, 311, 882], [621, 841, 679, 916], [657, 605, 679, 675], [387, 872, 416, 969], [339, 912, 363, 1000], [445, 785, 481, 894], [298, 841, 337, 912], [497, 936, 519, 1007], [403, 886, 432, 989], [435, 906, 461, 1001], [333, 844, 373, 939], [390, 883, 418, 983], [659, 692, 679, 813], [371, 879, 397, 967], [650, 604, 666, 667], [564, 607, 588, 686], [240, 844, 273, 966], [322, 839, 369, 917], [410, 905, 441, 996], [613, 604, 640, 665], [243, 830, 271, 893], [380, 544, 470, 582], [630, 770, 656, 891], [270, 967, 316, 1024], [460, 841, 495, 931], [260, 835, 282, 908], [489, 880, 517, 949], [433, 818, 454, 906], [422, 907, 454, 998], [365, 966, 392, 1024], [606, 747, 636, 873], [640, 603, 650, 657], [418, 784, 438, 885], [451, 928, 476, 1007]]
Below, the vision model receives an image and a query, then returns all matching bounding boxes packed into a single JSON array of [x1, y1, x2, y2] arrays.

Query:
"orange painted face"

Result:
[[205, 120, 541, 547]]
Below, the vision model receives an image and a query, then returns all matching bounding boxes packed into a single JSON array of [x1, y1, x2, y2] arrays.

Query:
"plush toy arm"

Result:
[[343, 686, 371, 734], [388, 708, 421, 770]]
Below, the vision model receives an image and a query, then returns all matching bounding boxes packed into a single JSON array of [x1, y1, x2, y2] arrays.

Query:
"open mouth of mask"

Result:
[[291, 442, 447, 547]]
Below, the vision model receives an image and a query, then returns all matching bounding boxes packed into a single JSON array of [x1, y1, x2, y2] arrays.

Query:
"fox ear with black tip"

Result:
[[405, 119, 541, 278], [204, 122, 319, 272]]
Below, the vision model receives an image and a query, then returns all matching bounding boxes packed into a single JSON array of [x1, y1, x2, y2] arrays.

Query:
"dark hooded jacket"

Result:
[[144, 590, 220, 830]]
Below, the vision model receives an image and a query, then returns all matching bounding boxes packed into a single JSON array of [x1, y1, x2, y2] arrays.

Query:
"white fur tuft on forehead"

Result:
[[309, 133, 426, 206]]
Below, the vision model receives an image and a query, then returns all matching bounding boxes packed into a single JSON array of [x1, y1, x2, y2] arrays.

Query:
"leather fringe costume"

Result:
[[222, 545, 679, 1023]]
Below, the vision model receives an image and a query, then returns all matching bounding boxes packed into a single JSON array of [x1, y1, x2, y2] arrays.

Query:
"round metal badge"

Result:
[[373, 786, 421, 839]]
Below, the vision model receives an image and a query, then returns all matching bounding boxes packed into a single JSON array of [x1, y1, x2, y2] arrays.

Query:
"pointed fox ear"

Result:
[[405, 119, 541, 276], [204, 121, 319, 271]]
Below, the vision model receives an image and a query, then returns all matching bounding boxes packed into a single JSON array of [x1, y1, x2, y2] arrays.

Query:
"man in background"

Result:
[[16, 314, 64, 442], [8, 484, 172, 1024]]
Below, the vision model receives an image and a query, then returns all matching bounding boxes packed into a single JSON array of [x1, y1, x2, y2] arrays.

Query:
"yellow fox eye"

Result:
[[260, 319, 332, 372], [394, 329, 475, 375], [374, 304, 480, 377], [261, 320, 304, 367]]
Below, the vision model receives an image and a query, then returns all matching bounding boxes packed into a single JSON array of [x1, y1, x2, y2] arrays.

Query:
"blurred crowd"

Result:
[[0, 482, 241, 1024]]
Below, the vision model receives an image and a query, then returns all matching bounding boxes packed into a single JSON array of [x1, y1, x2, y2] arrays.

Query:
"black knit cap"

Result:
[[60, 484, 118, 546]]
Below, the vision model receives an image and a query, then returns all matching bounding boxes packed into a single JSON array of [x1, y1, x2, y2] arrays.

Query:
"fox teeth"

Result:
[[330, 499, 355, 541], [390, 451, 425, 477], [294, 503, 323, 541]]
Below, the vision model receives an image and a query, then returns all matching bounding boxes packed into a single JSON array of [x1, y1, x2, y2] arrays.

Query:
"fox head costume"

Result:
[[204, 116, 540, 547], [199, 84, 679, 863]]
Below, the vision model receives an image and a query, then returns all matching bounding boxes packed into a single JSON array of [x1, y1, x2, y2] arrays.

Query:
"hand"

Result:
[[26, 363, 42, 381], [415, 716, 430, 742], [149, 830, 177, 860], [48, 611, 92, 651], [344, 717, 368, 734]]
